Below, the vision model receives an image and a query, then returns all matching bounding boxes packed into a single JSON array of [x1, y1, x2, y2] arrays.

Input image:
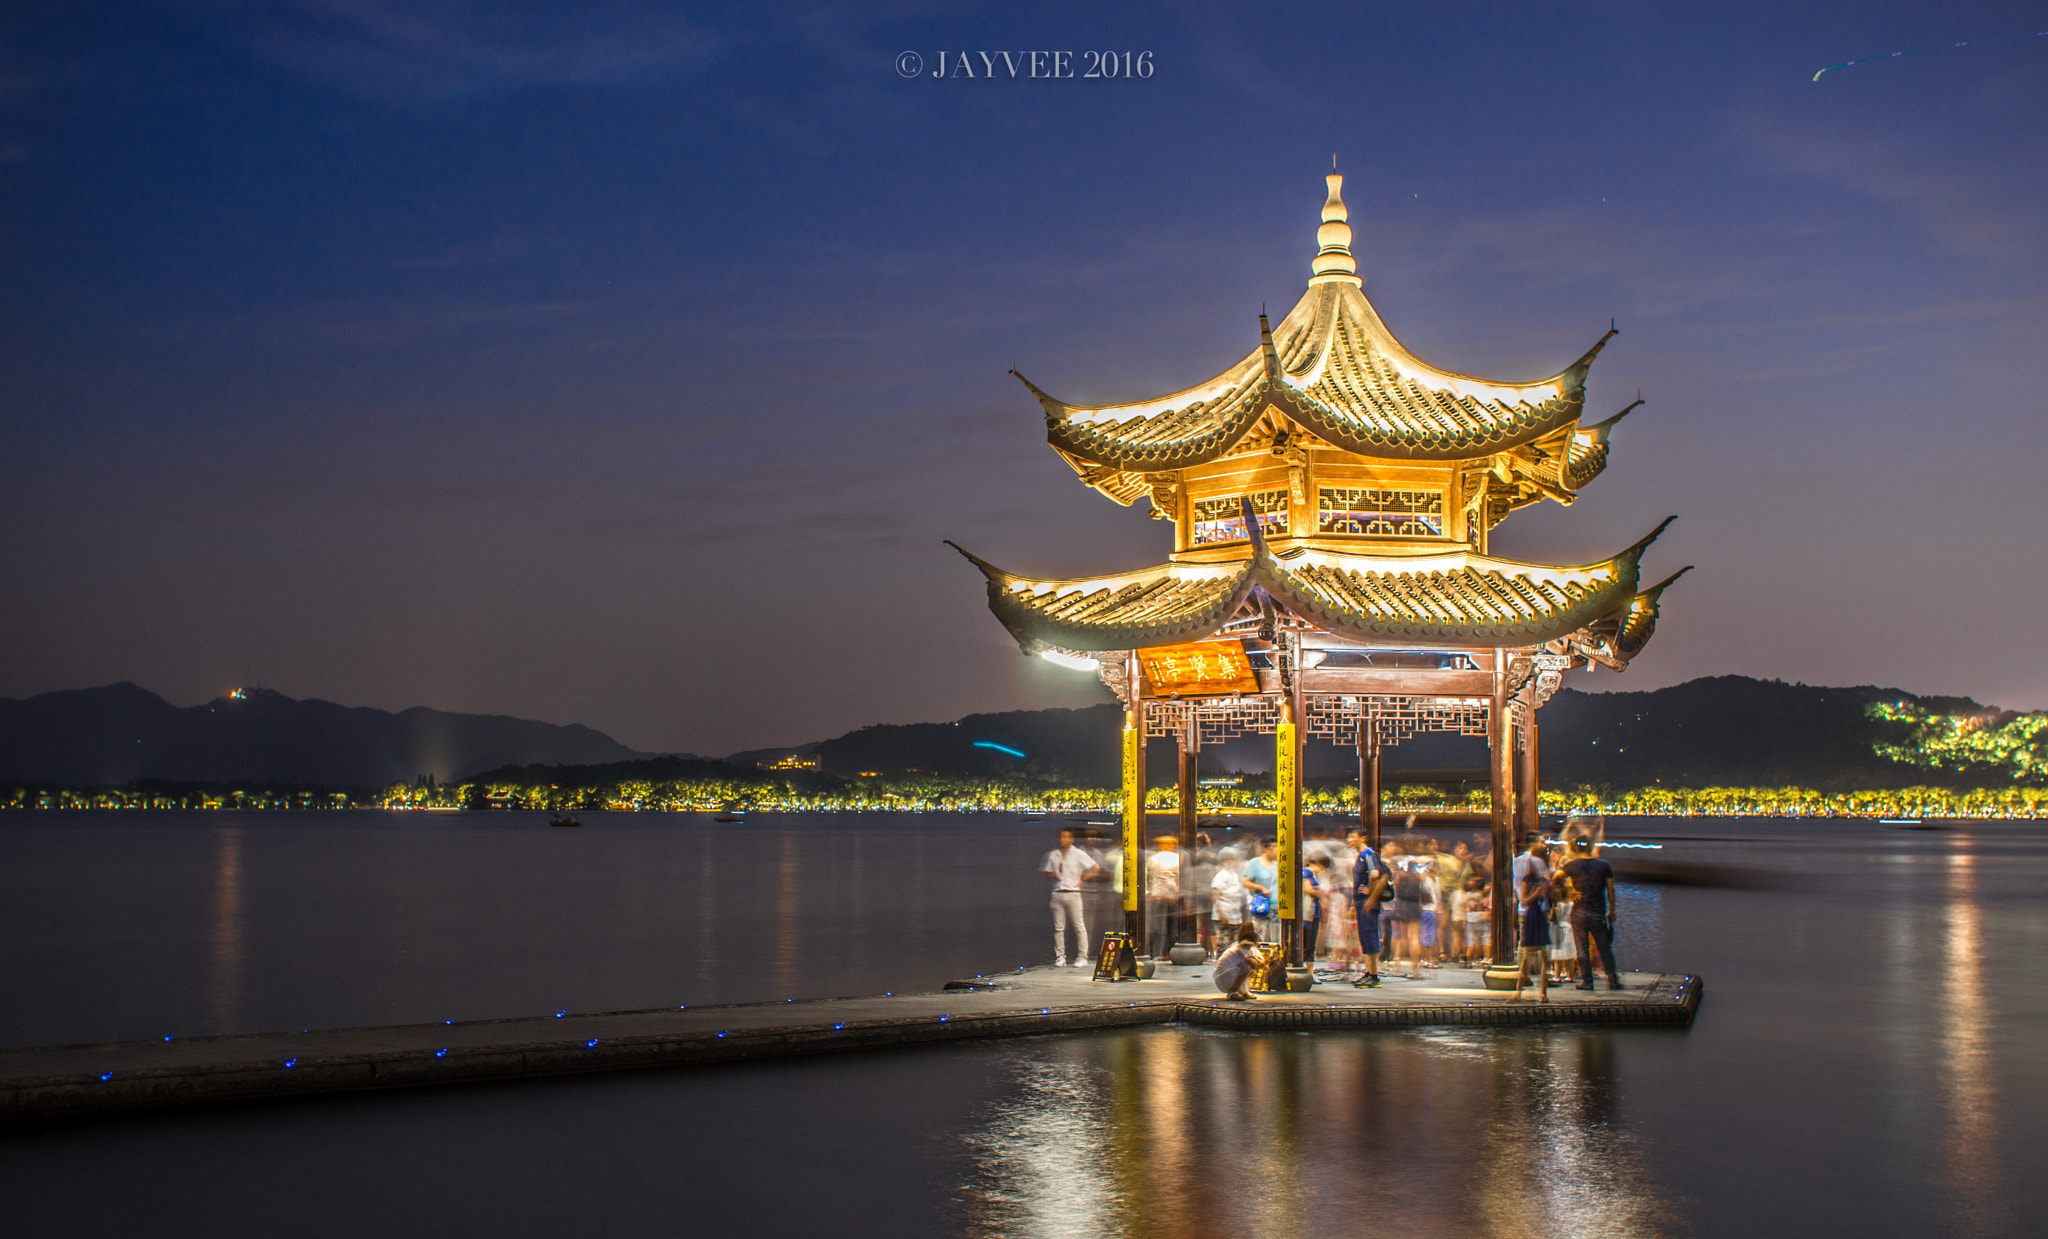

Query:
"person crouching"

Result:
[[1212, 924, 1265, 1001]]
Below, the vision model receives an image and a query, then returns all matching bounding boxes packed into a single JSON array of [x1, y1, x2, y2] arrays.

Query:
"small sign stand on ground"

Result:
[[1093, 931, 1138, 981]]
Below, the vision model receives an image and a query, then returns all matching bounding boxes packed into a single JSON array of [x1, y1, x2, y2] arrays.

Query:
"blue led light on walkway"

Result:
[[972, 741, 1026, 758]]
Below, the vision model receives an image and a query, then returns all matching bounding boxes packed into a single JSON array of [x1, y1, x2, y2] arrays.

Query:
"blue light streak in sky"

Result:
[[972, 741, 1026, 758], [1813, 29, 2047, 81]]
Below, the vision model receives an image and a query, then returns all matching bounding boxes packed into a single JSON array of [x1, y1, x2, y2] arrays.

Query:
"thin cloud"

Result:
[[223, 0, 726, 102], [1737, 108, 2044, 259]]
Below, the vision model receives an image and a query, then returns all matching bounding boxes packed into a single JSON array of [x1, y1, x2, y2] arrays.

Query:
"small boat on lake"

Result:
[[712, 813, 743, 823], [549, 815, 582, 828]]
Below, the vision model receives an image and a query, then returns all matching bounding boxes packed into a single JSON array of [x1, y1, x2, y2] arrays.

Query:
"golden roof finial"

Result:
[[1309, 168, 1361, 288]]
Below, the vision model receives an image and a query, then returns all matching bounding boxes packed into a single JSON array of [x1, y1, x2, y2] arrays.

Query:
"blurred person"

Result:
[[1245, 838, 1279, 941], [1350, 830, 1390, 987], [1389, 847, 1427, 980], [1559, 837, 1626, 990], [1445, 863, 1468, 965], [1463, 875, 1491, 965], [1509, 866, 1552, 1002], [1041, 828, 1100, 967], [1210, 849, 1247, 955], [1190, 832, 1218, 956], [1441, 841, 1474, 961], [1417, 838, 1443, 968], [1377, 840, 1403, 970], [1303, 855, 1329, 961], [1212, 923, 1265, 1001], [1512, 834, 1551, 929], [1144, 834, 1181, 958], [1322, 832, 1362, 971], [1547, 842, 1578, 984]]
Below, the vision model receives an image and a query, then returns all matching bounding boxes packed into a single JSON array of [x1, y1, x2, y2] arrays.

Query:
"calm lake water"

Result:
[[1, 810, 2042, 1237]]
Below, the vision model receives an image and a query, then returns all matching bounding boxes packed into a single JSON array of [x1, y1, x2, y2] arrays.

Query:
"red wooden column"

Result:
[[1488, 647, 1516, 968], [1516, 680, 1541, 841], [1176, 733, 1198, 950], [1121, 652, 1144, 943], [1357, 716, 1380, 850]]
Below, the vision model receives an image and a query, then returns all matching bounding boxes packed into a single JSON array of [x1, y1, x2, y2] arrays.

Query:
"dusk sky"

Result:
[[4, 2, 2044, 756]]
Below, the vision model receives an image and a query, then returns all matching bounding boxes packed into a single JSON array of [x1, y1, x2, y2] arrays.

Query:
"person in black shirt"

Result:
[[1557, 837, 1625, 990]]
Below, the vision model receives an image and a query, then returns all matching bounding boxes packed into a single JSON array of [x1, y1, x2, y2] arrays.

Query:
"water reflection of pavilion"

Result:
[[955, 171, 1687, 975], [959, 1027, 1676, 1239]]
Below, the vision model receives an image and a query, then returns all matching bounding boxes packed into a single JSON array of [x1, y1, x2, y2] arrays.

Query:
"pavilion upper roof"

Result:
[[949, 514, 1677, 656], [1013, 174, 1615, 472]]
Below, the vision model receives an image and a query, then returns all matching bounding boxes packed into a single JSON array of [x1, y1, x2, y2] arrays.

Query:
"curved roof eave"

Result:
[[1024, 283, 1617, 470]]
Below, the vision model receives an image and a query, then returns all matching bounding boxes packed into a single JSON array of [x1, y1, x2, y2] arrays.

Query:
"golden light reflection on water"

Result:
[[961, 1028, 1676, 1239], [774, 832, 800, 995], [208, 825, 244, 1031], [1940, 852, 2003, 1232]]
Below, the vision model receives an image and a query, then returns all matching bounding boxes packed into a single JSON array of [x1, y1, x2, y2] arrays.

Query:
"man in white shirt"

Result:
[[1042, 829, 1101, 966], [1144, 835, 1182, 959]]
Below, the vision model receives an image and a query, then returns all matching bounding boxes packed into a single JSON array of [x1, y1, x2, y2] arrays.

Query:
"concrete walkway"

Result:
[[0, 964, 1700, 1122]]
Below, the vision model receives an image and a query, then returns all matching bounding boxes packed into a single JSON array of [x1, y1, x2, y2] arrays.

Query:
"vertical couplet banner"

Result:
[[1275, 721, 1298, 920], [1121, 724, 1142, 912]]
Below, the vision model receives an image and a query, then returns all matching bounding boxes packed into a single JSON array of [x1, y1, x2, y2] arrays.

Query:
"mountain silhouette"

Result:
[[0, 683, 650, 787]]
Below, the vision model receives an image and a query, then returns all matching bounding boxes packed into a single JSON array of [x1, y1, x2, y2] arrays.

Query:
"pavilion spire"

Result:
[[1308, 171, 1361, 289]]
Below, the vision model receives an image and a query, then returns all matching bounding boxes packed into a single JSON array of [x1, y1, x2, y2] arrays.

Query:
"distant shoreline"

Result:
[[5, 786, 2042, 821]]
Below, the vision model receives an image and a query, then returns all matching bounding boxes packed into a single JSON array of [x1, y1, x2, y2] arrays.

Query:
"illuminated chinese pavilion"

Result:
[[953, 172, 1687, 985]]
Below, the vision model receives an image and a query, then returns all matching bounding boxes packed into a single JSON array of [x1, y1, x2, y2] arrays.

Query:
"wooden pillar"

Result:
[[1516, 681, 1540, 842], [1176, 737, 1197, 948], [1122, 653, 1144, 943], [1488, 647, 1516, 967], [1357, 717, 1380, 850]]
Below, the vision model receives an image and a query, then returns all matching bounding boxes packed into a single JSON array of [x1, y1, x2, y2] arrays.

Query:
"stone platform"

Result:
[[0, 964, 1700, 1122]]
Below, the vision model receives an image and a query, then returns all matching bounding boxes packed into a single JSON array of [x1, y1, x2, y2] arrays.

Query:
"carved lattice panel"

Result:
[[1143, 697, 1283, 746], [1305, 695, 1493, 749]]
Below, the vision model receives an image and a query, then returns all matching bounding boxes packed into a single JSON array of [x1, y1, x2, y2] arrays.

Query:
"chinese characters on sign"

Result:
[[1137, 641, 1260, 696]]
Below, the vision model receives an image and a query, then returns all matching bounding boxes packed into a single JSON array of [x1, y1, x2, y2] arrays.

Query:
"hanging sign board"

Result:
[[1137, 640, 1259, 696]]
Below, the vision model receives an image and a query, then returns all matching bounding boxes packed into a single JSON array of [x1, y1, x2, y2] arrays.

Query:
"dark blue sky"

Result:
[[4, 2, 2044, 754]]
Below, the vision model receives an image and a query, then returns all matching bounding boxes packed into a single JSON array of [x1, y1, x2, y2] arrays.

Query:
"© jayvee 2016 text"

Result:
[[895, 51, 1153, 79]]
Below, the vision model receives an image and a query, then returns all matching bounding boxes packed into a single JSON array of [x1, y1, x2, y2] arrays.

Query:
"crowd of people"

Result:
[[1040, 817, 1625, 998]]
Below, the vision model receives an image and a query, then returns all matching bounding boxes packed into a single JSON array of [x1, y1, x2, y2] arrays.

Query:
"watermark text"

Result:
[[895, 50, 1153, 79]]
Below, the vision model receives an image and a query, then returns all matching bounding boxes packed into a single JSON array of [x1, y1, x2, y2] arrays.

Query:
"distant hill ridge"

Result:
[[710, 676, 2005, 792], [2, 675, 2029, 793], [0, 683, 654, 788]]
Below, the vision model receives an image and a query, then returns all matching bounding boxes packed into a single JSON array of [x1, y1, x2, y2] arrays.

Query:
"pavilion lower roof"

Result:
[[1017, 282, 1613, 473], [950, 517, 1676, 654]]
